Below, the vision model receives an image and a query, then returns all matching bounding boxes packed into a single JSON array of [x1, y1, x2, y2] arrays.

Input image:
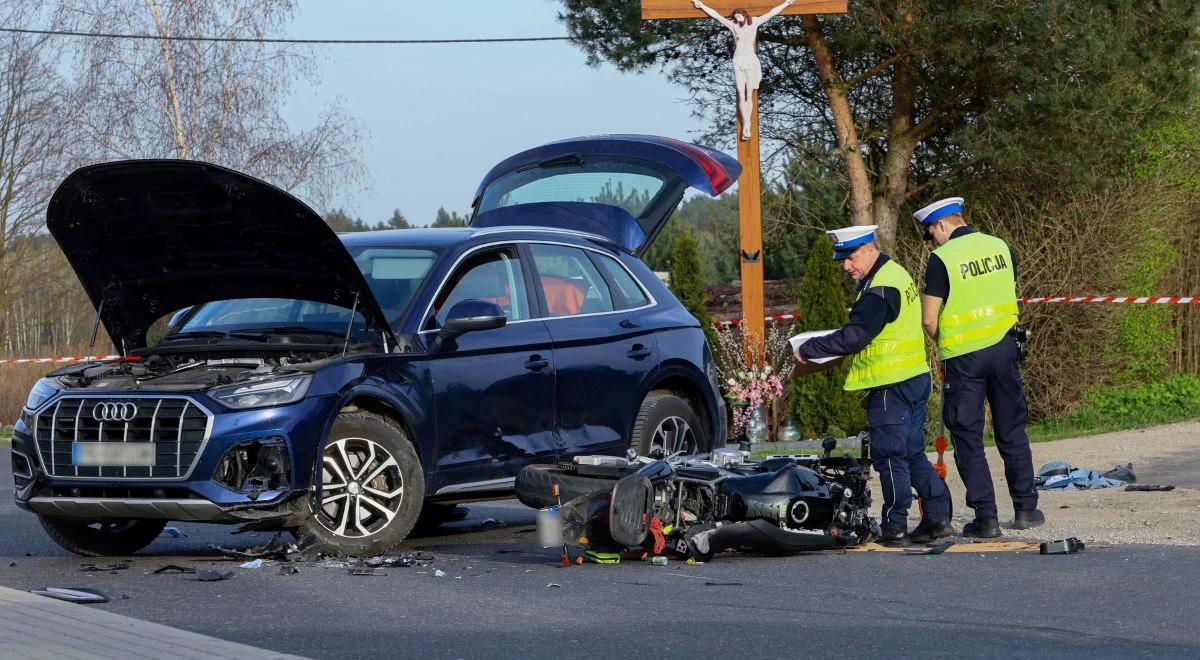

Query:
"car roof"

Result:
[[338, 226, 624, 254]]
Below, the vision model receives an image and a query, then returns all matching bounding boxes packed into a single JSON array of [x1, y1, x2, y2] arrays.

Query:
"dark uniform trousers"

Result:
[[867, 372, 950, 531], [942, 333, 1038, 519]]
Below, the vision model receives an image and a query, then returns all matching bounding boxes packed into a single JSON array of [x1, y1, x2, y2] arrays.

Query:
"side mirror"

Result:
[[430, 299, 506, 351]]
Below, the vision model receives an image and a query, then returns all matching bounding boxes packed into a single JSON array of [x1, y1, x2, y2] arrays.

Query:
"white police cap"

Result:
[[913, 197, 964, 240], [826, 225, 877, 260], [913, 197, 965, 225]]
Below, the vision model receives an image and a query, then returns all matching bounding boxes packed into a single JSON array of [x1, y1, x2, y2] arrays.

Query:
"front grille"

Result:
[[34, 396, 211, 479]]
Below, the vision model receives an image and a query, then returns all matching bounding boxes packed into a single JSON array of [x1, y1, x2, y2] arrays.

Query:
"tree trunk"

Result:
[[801, 15, 872, 228], [872, 50, 917, 250]]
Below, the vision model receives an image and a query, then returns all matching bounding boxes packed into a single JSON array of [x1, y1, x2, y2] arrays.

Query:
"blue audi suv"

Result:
[[9, 135, 740, 556]]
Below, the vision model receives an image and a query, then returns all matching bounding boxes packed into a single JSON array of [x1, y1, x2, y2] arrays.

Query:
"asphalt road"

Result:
[[2, 451, 1199, 659]]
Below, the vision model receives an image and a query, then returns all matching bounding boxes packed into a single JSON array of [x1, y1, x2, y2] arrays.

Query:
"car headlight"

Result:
[[209, 375, 311, 410], [25, 378, 59, 410]]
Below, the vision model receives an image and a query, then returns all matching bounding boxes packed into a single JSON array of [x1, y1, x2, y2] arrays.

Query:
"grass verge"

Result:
[[757, 374, 1199, 455], [993, 373, 1200, 445]]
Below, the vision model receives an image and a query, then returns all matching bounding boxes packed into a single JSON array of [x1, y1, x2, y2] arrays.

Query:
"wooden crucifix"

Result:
[[642, 0, 847, 356]]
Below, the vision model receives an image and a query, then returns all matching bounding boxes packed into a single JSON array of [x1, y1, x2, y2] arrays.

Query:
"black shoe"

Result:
[[1013, 509, 1046, 530], [962, 518, 1002, 538], [908, 517, 955, 543], [876, 526, 909, 546]]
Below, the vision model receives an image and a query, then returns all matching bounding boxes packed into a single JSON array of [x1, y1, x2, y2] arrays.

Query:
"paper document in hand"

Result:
[[789, 329, 839, 364]]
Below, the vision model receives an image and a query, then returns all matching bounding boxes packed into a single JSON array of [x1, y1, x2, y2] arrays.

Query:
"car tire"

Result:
[[38, 517, 166, 557], [297, 412, 424, 556], [631, 391, 709, 457], [514, 464, 615, 510]]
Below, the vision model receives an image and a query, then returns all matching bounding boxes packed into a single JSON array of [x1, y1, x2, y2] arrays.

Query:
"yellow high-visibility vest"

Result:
[[844, 260, 929, 391], [932, 232, 1019, 359]]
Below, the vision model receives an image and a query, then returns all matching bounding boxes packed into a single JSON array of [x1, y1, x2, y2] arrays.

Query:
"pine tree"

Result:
[[385, 209, 411, 230], [432, 207, 469, 228], [788, 239, 865, 437], [669, 229, 719, 356]]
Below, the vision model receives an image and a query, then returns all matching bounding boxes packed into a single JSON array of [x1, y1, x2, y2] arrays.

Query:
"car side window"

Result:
[[428, 248, 529, 329], [529, 244, 614, 317], [593, 253, 650, 310]]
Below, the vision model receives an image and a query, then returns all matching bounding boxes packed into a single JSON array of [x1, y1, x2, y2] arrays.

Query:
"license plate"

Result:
[[71, 442, 156, 467]]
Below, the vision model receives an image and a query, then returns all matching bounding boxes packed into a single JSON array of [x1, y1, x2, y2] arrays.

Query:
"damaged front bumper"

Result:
[[10, 393, 339, 527], [18, 489, 311, 524]]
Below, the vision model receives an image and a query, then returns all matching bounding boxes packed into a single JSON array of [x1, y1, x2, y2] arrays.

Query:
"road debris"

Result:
[[1040, 538, 1085, 555], [363, 552, 434, 568], [473, 517, 505, 530], [903, 541, 956, 556], [434, 569, 447, 578], [1036, 461, 1132, 490], [239, 559, 263, 569], [30, 587, 110, 603], [194, 569, 234, 582], [348, 567, 386, 576], [79, 561, 130, 572], [546, 582, 562, 588], [153, 565, 196, 575], [161, 527, 188, 538], [278, 565, 300, 575], [1125, 484, 1175, 492]]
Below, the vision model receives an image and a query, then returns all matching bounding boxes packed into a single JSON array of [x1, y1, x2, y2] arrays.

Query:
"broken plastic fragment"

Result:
[[473, 517, 504, 530], [30, 587, 110, 603], [434, 569, 447, 578], [194, 570, 234, 582], [546, 583, 563, 588], [80, 562, 130, 572], [153, 565, 196, 575], [239, 559, 263, 569], [348, 567, 385, 576]]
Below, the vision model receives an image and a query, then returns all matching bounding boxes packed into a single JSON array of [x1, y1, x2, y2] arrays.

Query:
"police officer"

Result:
[[914, 197, 1044, 538], [796, 225, 952, 544]]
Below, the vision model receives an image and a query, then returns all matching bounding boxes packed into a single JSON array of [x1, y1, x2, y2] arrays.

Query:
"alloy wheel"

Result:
[[317, 437, 405, 538], [650, 415, 697, 455]]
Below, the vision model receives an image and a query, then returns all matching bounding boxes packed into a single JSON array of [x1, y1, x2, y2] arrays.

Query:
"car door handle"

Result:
[[626, 344, 653, 360], [524, 356, 550, 372]]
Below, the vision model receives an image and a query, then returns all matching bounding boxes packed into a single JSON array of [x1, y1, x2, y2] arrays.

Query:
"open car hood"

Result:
[[47, 160, 392, 349], [470, 135, 741, 255]]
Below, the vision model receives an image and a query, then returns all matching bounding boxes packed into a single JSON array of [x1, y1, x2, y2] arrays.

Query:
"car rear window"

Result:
[[477, 157, 670, 218], [593, 253, 650, 310]]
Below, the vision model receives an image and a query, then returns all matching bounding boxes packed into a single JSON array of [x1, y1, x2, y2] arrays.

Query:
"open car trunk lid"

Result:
[[470, 135, 741, 255], [47, 160, 392, 350]]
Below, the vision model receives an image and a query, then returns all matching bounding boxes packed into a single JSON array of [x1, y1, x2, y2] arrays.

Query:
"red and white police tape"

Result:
[[0, 295, 1194, 362], [713, 295, 1198, 328]]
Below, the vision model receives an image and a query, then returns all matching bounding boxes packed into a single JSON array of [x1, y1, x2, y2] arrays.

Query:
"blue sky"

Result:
[[284, 0, 707, 226]]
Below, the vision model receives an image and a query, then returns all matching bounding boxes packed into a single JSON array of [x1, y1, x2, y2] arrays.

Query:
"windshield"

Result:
[[477, 157, 671, 218], [172, 246, 440, 337]]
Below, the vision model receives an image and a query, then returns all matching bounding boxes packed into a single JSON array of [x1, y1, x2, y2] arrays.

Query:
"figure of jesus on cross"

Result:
[[642, 0, 847, 354], [692, 0, 796, 140]]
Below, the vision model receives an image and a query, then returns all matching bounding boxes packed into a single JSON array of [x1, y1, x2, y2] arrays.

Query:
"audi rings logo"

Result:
[[92, 401, 139, 422]]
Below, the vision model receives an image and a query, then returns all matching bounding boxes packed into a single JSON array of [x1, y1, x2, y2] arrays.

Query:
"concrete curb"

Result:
[[0, 586, 307, 659]]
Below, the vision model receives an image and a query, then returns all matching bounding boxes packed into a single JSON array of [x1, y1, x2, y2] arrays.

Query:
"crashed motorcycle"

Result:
[[515, 438, 879, 561]]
